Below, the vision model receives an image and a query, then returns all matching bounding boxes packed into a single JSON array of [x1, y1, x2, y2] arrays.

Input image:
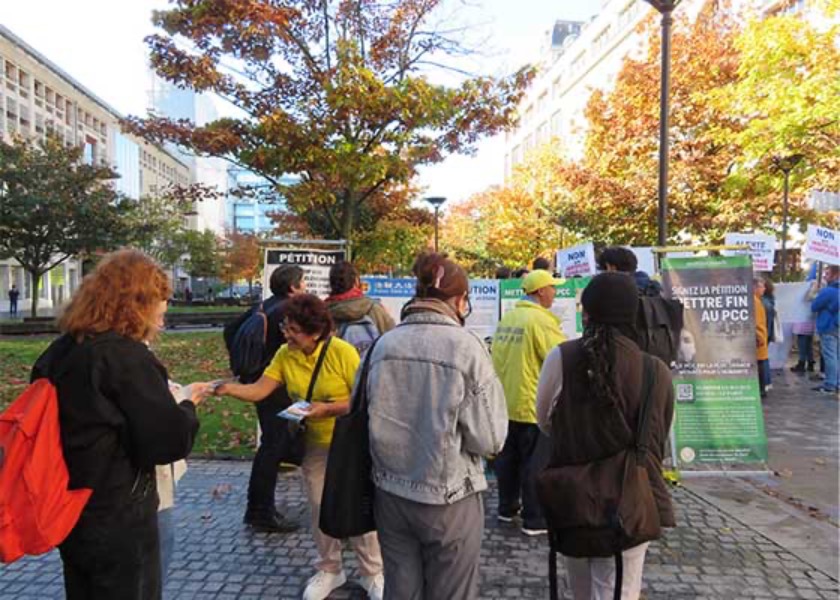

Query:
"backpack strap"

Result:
[[634, 354, 657, 458], [305, 336, 334, 403], [613, 552, 624, 600], [349, 334, 382, 414]]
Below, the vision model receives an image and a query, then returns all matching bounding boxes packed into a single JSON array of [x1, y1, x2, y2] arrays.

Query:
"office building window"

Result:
[[551, 110, 563, 137], [552, 76, 563, 100], [537, 92, 548, 115], [537, 121, 549, 144]]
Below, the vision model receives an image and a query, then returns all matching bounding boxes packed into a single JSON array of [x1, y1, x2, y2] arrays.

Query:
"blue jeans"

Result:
[[758, 360, 770, 393], [819, 333, 838, 391]]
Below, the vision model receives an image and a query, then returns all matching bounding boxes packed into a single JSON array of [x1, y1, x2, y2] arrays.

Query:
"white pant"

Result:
[[564, 542, 649, 600]]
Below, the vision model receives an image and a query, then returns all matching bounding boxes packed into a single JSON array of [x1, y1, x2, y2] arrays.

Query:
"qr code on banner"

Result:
[[676, 383, 695, 402]]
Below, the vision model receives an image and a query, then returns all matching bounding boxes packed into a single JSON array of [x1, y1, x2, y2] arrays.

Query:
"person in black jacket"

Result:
[[32, 249, 206, 600], [223, 265, 305, 532]]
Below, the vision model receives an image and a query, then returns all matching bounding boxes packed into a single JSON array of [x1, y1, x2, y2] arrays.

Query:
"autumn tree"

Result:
[[442, 146, 580, 271], [441, 189, 494, 273], [220, 231, 262, 291], [548, 1, 823, 245], [0, 135, 128, 316], [710, 5, 840, 212], [127, 0, 534, 254]]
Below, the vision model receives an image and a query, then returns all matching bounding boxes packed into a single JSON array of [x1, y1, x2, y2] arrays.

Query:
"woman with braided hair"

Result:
[[535, 272, 675, 600]]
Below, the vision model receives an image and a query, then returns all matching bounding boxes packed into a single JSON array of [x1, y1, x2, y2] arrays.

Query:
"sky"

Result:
[[2, 0, 598, 206]]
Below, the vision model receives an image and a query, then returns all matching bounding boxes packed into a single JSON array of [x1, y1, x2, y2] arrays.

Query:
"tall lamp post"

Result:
[[772, 154, 804, 281], [426, 196, 447, 252], [644, 0, 682, 247]]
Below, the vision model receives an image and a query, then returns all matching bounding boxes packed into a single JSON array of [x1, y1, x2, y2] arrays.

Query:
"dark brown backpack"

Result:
[[536, 353, 660, 600]]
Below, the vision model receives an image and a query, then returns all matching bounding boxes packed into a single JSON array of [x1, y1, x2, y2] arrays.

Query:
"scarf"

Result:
[[401, 297, 464, 325], [325, 287, 364, 304]]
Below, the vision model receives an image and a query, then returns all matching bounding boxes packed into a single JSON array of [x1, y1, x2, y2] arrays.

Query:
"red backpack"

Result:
[[0, 378, 92, 563]]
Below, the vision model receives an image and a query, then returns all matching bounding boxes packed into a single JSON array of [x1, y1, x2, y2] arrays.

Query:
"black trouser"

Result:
[[494, 421, 551, 530], [247, 386, 290, 513], [60, 472, 160, 600]]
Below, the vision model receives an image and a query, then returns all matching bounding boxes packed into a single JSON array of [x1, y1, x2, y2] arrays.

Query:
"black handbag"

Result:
[[276, 337, 333, 466], [318, 337, 380, 539]]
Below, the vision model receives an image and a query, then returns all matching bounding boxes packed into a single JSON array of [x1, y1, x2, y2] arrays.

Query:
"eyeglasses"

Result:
[[281, 320, 303, 335]]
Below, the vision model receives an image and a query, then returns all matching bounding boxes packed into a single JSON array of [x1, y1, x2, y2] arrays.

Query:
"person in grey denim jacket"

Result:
[[366, 252, 508, 600]]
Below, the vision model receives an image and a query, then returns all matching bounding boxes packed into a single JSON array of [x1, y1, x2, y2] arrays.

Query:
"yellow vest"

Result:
[[492, 300, 566, 423], [263, 338, 360, 447]]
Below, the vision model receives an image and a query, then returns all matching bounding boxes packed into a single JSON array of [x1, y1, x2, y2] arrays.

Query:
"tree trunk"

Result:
[[28, 269, 42, 318]]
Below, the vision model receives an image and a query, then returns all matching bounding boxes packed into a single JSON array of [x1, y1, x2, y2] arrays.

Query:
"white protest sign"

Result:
[[803, 224, 840, 266], [263, 248, 346, 299], [465, 279, 500, 340], [631, 247, 657, 275], [723, 233, 777, 272], [556, 242, 597, 278]]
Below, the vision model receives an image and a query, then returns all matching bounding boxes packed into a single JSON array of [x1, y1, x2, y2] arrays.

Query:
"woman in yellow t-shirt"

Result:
[[212, 294, 384, 600]]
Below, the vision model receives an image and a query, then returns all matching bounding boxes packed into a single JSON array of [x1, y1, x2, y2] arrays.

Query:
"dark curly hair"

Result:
[[284, 294, 334, 341], [329, 261, 359, 296], [596, 246, 637, 273]]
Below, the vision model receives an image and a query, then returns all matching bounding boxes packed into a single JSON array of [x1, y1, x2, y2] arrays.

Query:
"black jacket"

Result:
[[31, 333, 199, 507], [223, 295, 289, 383]]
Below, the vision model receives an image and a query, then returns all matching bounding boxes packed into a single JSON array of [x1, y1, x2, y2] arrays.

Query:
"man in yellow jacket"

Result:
[[492, 270, 566, 535], [754, 277, 769, 399]]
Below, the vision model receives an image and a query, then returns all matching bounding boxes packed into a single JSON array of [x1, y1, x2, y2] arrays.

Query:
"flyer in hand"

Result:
[[278, 401, 311, 423]]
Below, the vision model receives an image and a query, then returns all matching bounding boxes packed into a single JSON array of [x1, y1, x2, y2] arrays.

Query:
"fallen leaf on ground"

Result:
[[211, 483, 233, 499]]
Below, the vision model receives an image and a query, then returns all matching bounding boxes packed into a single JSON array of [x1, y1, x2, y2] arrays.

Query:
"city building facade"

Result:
[[0, 25, 190, 315], [148, 74, 228, 233], [503, 0, 814, 179], [225, 166, 291, 236]]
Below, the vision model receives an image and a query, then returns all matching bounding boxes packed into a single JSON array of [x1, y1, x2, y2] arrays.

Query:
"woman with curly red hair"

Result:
[[31, 249, 207, 600]]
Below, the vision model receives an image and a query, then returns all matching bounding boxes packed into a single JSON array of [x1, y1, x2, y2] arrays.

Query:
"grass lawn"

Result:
[[0, 332, 257, 458]]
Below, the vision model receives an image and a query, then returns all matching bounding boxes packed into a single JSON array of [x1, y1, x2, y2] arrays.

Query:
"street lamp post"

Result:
[[426, 196, 447, 252], [644, 0, 682, 247], [772, 154, 804, 281]]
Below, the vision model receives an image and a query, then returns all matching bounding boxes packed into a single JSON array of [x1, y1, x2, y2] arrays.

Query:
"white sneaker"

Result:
[[302, 570, 347, 600], [521, 527, 548, 536], [360, 573, 385, 600]]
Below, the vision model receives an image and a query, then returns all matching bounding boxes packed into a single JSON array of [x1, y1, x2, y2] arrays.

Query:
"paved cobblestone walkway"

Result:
[[1, 460, 837, 599]]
